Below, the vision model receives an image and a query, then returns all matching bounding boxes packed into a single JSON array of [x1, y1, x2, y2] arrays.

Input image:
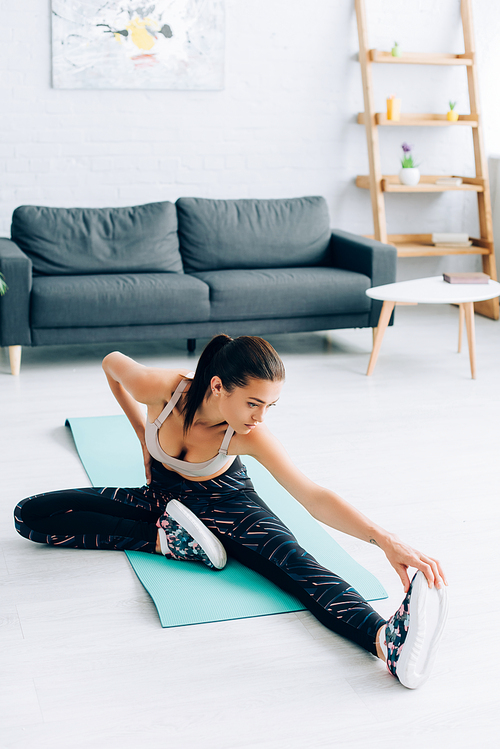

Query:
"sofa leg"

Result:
[[9, 345, 22, 375], [187, 339, 196, 353]]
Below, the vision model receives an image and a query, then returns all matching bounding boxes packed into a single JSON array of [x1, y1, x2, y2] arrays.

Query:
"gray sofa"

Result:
[[0, 196, 397, 374]]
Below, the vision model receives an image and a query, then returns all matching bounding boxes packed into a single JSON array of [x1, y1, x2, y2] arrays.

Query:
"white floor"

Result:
[[1, 304, 499, 749]]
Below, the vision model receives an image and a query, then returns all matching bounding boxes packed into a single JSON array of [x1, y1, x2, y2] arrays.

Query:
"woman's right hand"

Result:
[[141, 443, 153, 484], [379, 533, 448, 592]]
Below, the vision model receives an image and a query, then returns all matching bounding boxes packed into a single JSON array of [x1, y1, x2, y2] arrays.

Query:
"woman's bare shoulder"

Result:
[[147, 368, 193, 402], [162, 367, 193, 385], [231, 424, 316, 501], [229, 423, 281, 457]]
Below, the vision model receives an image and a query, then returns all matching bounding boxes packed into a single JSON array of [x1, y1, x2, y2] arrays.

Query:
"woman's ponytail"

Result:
[[182, 334, 233, 432], [181, 334, 285, 433]]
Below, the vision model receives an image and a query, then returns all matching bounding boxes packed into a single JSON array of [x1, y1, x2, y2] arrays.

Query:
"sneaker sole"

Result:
[[396, 570, 449, 689], [166, 500, 227, 570]]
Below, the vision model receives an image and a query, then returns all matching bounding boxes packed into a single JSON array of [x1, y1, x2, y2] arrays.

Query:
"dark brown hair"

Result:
[[182, 334, 285, 432]]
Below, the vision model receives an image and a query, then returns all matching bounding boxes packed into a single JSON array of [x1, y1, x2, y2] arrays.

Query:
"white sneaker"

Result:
[[157, 499, 227, 570], [385, 570, 449, 689]]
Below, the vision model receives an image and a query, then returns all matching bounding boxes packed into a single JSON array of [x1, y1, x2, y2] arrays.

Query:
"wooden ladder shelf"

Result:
[[355, 0, 499, 320]]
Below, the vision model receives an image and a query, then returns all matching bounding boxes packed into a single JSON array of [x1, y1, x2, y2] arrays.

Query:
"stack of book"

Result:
[[435, 177, 463, 186], [443, 272, 490, 284], [432, 232, 472, 248]]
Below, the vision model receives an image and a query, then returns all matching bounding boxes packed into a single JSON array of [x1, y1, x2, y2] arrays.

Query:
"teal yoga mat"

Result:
[[66, 415, 387, 627]]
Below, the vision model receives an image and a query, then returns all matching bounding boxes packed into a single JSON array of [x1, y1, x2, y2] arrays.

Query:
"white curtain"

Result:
[[489, 156, 500, 276]]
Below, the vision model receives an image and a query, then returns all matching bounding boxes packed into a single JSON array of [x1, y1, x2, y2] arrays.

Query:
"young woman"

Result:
[[15, 334, 448, 689]]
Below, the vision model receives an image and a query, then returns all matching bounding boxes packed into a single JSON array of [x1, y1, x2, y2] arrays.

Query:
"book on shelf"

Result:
[[435, 178, 463, 186], [443, 272, 490, 284], [432, 232, 469, 244], [432, 231, 471, 247]]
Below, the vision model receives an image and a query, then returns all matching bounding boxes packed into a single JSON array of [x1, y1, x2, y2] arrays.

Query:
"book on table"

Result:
[[443, 272, 490, 284]]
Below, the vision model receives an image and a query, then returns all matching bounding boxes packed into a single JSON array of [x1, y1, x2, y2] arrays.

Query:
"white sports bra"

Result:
[[144, 374, 235, 478]]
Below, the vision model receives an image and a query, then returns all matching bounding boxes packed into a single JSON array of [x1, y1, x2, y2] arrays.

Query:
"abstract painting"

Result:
[[52, 1, 225, 89]]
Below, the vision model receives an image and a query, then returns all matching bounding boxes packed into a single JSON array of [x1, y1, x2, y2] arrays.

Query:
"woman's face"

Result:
[[212, 377, 283, 434]]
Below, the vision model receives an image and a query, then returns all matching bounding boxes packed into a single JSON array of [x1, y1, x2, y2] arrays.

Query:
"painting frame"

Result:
[[51, 0, 225, 90]]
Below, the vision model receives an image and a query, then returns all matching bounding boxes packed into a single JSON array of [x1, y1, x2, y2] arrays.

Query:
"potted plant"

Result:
[[399, 142, 420, 186], [447, 101, 459, 121]]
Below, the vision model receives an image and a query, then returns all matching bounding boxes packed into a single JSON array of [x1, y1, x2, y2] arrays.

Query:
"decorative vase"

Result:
[[399, 167, 420, 186], [446, 110, 459, 121]]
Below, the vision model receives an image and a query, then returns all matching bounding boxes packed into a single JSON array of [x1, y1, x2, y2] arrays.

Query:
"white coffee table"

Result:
[[366, 275, 500, 379]]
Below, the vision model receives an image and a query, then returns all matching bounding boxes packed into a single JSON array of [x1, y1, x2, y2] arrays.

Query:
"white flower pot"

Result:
[[399, 167, 420, 186]]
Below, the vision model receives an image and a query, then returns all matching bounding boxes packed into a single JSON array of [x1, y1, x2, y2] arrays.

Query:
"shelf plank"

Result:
[[469, 236, 495, 250], [395, 243, 488, 257], [356, 175, 484, 192], [369, 49, 473, 66], [364, 233, 490, 257], [389, 234, 488, 258], [357, 112, 478, 127]]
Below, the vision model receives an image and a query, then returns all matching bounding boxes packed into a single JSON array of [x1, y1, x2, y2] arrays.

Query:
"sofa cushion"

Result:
[[12, 202, 183, 276], [31, 273, 210, 328], [177, 197, 331, 272], [192, 267, 372, 321]]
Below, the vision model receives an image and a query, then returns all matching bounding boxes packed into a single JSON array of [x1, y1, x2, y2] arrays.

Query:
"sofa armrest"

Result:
[[328, 230, 397, 327], [0, 238, 32, 346]]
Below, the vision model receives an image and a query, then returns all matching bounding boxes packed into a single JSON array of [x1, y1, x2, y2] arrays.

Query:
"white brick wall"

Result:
[[2, 0, 500, 277]]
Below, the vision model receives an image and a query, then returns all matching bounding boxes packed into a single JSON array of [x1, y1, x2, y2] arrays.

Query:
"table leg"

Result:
[[9, 345, 21, 376], [458, 303, 464, 353], [366, 300, 395, 376], [463, 301, 476, 379]]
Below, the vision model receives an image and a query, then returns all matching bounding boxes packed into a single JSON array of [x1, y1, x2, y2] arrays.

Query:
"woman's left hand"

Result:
[[381, 534, 448, 592]]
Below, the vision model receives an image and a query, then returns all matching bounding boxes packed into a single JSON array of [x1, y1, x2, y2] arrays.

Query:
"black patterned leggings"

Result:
[[14, 457, 386, 655]]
